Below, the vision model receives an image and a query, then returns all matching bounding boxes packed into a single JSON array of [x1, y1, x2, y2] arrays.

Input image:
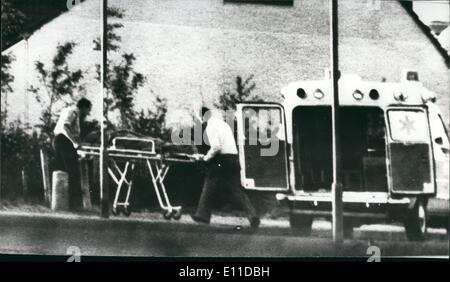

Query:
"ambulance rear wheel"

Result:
[[289, 213, 313, 237], [404, 198, 427, 241]]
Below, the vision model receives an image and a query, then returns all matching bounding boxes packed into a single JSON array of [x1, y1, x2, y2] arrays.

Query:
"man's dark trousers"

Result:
[[53, 134, 82, 210], [195, 154, 257, 222]]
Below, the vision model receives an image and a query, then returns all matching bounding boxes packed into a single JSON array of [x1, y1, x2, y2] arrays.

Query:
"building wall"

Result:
[[2, 0, 449, 129]]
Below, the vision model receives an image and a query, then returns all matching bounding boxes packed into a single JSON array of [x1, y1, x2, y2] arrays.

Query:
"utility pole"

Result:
[[330, 0, 344, 245], [100, 0, 110, 218]]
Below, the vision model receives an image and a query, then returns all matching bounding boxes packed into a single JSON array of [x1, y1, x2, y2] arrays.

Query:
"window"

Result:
[[243, 106, 285, 144], [238, 104, 289, 190], [430, 114, 450, 148], [406, 71, 419, 81], [438, 115, 449, 141], [388, 109, 429, 143], [224, 0, 294, 6]]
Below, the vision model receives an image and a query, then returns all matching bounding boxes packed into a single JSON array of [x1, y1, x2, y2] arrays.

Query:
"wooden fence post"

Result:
[[93, 157, 100, 205], [40, 149, 51, 206], [22, 169, 29, 203], [80, 159, 92, 210]]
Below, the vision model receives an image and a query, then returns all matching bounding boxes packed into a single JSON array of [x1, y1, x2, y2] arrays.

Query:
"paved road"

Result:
[[0, 211, 448, 258]]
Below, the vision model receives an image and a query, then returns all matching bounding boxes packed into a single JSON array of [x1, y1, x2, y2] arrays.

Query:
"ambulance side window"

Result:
[[434, 115, 449, 149], [387, 109, 434, 193], [387, 110, 429, 143], [366, 110, 386, 150], [239, 105, 289, 190], [243, 107, 285, 144]]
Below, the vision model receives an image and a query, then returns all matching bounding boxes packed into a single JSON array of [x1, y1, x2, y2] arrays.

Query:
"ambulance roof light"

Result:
[[406, 71, 419, 81], [353, 89, 364, 101], [313, 89, 324, 99], [297, 88, 306, 99], [421, 88, 437, 103], [394, 91, 408, 102], [401, 69, 419, 82], [369, 89, 379, 100]]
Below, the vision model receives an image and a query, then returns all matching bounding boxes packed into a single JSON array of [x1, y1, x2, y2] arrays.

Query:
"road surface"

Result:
[[0, 211, 448, 258]]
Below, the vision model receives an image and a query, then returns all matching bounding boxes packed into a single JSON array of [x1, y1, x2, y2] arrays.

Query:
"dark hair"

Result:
[[77, 98, 92, 109], [201, 106, 210, 117]]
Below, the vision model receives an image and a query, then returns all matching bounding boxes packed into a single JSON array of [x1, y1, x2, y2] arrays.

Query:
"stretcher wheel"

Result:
[[163, 210, 172, 220], [172, 209, 182, 220], [123, 207, 131, 217], [112, 207, 120, 216]]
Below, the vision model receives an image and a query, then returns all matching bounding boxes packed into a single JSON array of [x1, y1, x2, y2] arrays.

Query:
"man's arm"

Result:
[[60, 109, 81, 148], [203, 145, 220, 162], [203, 125, 221, 162], [62, 124, 81, 148]]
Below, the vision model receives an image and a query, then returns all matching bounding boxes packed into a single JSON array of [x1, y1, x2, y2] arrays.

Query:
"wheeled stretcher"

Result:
[[77, 137, 199, 220]]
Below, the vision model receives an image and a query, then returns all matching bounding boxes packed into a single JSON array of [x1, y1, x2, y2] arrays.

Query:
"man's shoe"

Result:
[[250, 217, 260, 229], [191, 215, 210, 224]]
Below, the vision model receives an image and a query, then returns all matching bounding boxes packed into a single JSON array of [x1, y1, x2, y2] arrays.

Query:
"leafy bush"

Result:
[[28, 41, 85, 142], [0, 120, 49, 202], [1, 0, 26, 50], [131, 96, 170, 142], [1, 53, 15, 95], [215, 75, 262, 111], [93, 7, 146, 131]]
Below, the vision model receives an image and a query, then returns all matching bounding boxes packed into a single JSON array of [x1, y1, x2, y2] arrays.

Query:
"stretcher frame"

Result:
[[77, 137, 198, 220]]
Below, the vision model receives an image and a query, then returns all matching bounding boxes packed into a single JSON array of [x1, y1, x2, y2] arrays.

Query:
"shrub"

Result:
[[0, 120, 48, 202], [131, 96, 170, 142]]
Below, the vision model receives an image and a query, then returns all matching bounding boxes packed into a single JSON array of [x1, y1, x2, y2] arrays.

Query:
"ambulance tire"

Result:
[[404, 198, 427, 242], [289, 213, 313, 237]]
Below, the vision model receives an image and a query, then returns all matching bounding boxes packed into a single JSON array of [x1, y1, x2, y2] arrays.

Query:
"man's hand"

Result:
[[192, 153, 205, 164], [73, 137, 81, 150], [73, 142, 80, 150]]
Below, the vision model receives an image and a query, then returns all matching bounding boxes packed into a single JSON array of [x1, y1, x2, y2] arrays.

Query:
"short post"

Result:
[[80, 159, 92, 210], [93, 157, 100, 205], [51, 170, 70, 211], [21, 169, 29, 203], [40, 149, 51, 206]]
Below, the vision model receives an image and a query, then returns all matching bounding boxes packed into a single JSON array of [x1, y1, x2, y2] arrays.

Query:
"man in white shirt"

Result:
[[192, 107, 260, 229], [53, 98, 92, 210]]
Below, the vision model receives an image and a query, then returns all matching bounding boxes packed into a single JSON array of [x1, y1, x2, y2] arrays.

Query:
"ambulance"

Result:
[[235, 70, 449, 241]]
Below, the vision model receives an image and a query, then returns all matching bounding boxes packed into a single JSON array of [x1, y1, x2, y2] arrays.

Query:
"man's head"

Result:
[[77, 98, 92, 119], [201, 106, 212, 124]]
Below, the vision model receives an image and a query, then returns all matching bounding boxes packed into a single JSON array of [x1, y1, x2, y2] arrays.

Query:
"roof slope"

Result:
[[2, 0, 449, 127], [399, 1, 449, 67], [1, 0, 86, 51]]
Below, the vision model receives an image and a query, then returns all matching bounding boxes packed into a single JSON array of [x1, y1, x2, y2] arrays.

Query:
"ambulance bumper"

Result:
[[276, 191, 410, 205], [276, 191, 411, 219]]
